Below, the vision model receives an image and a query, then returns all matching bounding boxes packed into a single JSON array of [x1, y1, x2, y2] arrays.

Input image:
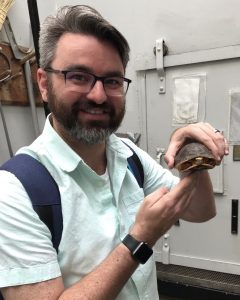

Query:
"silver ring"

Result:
[[214, 128, 221, 133]]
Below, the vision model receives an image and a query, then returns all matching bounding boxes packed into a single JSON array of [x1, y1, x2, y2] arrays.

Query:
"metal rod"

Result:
[[24, 60, 40, 137], [0, 100, 13, 157], [27, 0, 40, 66]]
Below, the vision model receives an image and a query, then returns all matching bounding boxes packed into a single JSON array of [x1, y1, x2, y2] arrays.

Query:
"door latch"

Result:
[[154, 39, 168, 94]]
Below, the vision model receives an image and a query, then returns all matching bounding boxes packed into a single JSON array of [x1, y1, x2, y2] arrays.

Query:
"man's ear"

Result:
[[37, 68, 48, 102]]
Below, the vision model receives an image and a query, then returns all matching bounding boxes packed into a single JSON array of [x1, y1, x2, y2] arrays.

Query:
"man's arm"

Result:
[[1, 244, 138, 300], [164, 122, 228, 223], [1, 278, 64, 300], [179, 170, 216, 222]]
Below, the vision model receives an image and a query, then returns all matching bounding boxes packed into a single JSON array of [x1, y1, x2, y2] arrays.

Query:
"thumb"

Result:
[[164, 143, 177, 169]]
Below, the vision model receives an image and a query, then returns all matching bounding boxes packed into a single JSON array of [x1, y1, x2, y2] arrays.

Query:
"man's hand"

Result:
[[130, 174, 198, 247], [164, 122, 229, 169]]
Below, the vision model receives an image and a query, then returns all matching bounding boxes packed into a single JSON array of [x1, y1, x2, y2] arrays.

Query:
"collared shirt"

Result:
[[0, 116, 179, 299]]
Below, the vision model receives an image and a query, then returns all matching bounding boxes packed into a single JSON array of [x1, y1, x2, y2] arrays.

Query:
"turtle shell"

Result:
[[174, 142, 216, 172]]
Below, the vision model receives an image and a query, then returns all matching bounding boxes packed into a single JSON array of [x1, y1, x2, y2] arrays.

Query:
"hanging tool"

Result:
[[0, 48, 11, 82], [3, 14, 41, 137], [0, 0, 14, 30]]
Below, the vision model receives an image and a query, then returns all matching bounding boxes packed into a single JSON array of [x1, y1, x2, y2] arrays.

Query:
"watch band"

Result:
[[122, 234, 153, 264], [122, 234, 141, 251]]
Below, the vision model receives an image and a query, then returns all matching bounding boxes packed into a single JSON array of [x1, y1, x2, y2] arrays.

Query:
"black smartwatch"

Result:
[[122, 234, 153, 264]]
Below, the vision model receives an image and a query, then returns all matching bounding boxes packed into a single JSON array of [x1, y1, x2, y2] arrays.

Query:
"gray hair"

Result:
[[39, 5, 130, 69]]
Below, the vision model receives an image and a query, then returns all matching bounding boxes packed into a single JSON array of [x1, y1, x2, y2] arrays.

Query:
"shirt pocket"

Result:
[[121, 189, 144, 218]]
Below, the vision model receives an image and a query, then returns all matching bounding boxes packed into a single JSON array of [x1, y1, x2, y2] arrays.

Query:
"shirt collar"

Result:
[[107, 134, 134, 159], [42, 115, 82, 172]]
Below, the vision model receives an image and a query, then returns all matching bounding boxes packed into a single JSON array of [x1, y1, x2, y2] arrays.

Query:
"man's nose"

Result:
[[86, 80, 107, 104]]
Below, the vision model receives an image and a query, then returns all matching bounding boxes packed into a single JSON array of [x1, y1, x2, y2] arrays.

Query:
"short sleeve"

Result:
[[0, 171, 61, 287]]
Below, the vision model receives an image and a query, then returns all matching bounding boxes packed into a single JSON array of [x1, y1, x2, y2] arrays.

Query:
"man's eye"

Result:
[[67, 72, 90, 83], [105, 77, 123, 86]]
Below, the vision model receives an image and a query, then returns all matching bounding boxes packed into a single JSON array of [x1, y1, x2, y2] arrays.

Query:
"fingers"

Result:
[[156, 175, 196, 213], [146, 175, 195, 210], [164, 141, 180, 169], [165, 122, 229, 168], [190, 122, 228, 162], [224, 137, 229, 155], [164, 127, 185, 169], [131, 176, 196, 246], [145, 186, 169, 207]]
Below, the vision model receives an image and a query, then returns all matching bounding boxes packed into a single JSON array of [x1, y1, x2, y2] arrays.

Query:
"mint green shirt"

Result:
[[0, 116, 178, 299]]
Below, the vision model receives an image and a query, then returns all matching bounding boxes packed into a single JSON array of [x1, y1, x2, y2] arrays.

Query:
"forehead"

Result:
[[52, 33, 124, 74]]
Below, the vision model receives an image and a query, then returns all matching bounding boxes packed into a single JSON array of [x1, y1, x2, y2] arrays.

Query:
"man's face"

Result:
[[39, 33, 126, 145]]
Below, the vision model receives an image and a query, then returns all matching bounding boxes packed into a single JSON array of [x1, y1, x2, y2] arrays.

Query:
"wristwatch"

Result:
[[122, 234, 153, 264]]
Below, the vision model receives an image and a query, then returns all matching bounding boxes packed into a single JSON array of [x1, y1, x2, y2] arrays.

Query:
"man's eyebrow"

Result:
[[64, 64, 92, 72], [64, 65, 124, 77], [104, 71, 124, 77]]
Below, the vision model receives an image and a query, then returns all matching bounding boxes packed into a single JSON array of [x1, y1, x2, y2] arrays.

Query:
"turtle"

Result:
[[174, 142, 217, 172]]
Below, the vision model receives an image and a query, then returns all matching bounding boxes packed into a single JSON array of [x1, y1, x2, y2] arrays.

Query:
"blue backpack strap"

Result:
[[0, 154, 62, 253], [122, 140, 144, 188]]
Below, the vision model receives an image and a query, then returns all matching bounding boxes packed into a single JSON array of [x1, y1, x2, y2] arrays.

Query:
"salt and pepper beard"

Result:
[[46, 81, 126, 145]]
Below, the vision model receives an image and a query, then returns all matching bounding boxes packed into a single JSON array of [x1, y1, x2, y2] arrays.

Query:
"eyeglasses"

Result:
[[44, 67, 132, 97]]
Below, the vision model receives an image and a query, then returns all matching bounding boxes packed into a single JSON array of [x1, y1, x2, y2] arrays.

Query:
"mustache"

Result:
[[72, 100, 113, 113]]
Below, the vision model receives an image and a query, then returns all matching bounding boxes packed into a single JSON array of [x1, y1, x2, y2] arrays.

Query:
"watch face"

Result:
[[133, 242, 153, 264]]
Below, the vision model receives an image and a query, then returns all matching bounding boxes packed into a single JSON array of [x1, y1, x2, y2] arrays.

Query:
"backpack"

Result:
[[0, 142, 144, 253]]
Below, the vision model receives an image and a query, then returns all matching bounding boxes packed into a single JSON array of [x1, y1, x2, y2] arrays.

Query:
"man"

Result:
[[0, 5, 228, 300]]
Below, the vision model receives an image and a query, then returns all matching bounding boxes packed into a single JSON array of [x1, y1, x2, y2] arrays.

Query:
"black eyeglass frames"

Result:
[[44, 68, 132, 97]]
